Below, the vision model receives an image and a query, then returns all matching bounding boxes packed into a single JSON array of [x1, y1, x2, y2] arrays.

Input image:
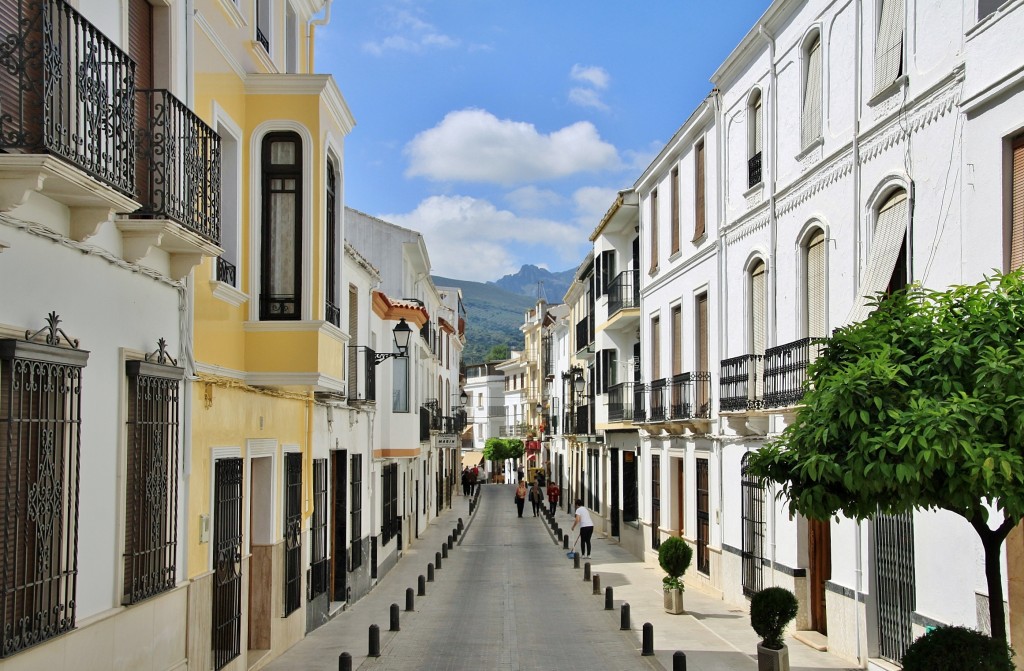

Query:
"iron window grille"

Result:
[[875, 510, 916, 664], [651, 455, 661, 550], [381, 464, 398, 545], [741, 454, 765, 596], [747, 151, 763, 189], [349, 454, 362, 571], [0, 0, 137, 196], [123, 339, 183, 606], [215, 257, 237, 287], [212, 458, 243, 671], [283, 453, 302, 617], [622, 451, 638, 523], [0, 313, 88, 657], [325, 161, 339, 327], [308, 459, 329, 601]]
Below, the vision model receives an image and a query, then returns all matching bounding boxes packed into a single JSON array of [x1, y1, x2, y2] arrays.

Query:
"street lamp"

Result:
[[561, 365, 586, 433], [374, 318, 413, 365], [460, 389, 468, 406]]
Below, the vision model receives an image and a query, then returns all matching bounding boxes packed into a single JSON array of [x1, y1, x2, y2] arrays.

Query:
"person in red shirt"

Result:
[[546, 480, 560, 516]]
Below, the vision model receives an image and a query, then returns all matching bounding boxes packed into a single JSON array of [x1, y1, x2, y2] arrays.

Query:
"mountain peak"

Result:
[[490, 264, 574, 300]]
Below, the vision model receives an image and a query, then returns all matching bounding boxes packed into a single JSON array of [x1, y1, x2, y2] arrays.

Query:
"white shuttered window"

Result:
[[806, 230, 826, 338], [1011, 137, 1024, 270], [751, 262, 767, 355], [874, 0, 904, 92], [802, 37, 823, 147]]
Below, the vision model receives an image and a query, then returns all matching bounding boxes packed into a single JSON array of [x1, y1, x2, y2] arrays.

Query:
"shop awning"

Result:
[[461, 451, 484, 467]]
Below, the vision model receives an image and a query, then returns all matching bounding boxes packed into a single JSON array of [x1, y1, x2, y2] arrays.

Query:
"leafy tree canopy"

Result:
[[483, 437, 525, 462], [747, 271, 1024, 641], [485, 344, 511, 362]]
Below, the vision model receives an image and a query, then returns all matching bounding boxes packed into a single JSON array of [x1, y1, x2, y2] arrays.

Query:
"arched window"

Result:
[[849, 187, 909, 323], [802, 33, 823, 148], [804, 228, 826, 338], [747, 91, 763, 188], [741, 453, 765, 596], [260, 132, 302, 320], [748, 259, 767, 356]]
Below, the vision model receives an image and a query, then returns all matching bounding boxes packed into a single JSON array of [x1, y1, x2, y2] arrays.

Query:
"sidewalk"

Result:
[[549, 512, 860, 671]]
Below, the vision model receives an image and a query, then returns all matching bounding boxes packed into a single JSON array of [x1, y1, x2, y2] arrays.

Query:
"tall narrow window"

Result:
[[283, 452, 302, 616], [806, 230, 826, 338], [651, 454, 661, 550], [748, 93, 763, 188], [347, 285, 358, 398], [325, 161, 339, 327], [1010, 136, 1024, 270], [750, 261, 767, 356], [309, 458, 329, 601], [381, 463, 398, 545], [124, 353, 183, 605], [694, 141, 706, 240], [393, 356, 409, 412], [256, 0, 271, 51], [671, 167, 680, 255], [695, 293, 710, 415], [741, 454, 765, 595], [696, 458, 710, 575], [260, 132, 302, 320], [622, 451, 638, 523], [649, 189, 659, 272], [1, 327, 89, 655], [651, 316, 661, 380], [216, 127, 240, 287], [350, 454, 363, 571], [285, 3, 298, 73], [671, 305, 682, 377], [802, 35, 823, 147], [874, 0, 904, 92]]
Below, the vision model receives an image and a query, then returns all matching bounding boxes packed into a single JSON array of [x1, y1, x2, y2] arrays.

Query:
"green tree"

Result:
[[482, 438, 525, 478], [747, 272, 1024, 643], [485, 344, 510, 361]]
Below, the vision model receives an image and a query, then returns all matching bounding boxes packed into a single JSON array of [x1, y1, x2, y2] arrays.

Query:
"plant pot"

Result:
[[756, 642, 790, 671], [663, 587, 684, 614]]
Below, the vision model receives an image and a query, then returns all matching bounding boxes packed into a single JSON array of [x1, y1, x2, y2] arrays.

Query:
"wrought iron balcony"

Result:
[[607, 269, 640, 317], [325, 300, 340, 327], [574, 403, 592, 435], [633, 383, 647, 423], [720, 354, 764, 412], [0, 0, 136, 196], [607, 381, 635, 423], [763, 338, 823, 408], [667, 372, 712, 420], [575, 317, 593, 353], [216, 257, 236, 286], [135, 89, 221, 244], [648, 378, 667, 422], [747, 151, 763, 189]]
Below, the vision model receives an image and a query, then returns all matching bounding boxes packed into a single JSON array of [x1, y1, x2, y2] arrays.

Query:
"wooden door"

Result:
[[808, 518, 832, 634]]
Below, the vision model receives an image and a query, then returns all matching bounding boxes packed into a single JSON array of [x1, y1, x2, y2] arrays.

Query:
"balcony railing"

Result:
[[216, 257, 236, 286], [633, 383, 647, 423], [325, 300, 340, 327], [135, 89, 221, 244], [499, 425, 526, 437], [720, 354, 763, 412], [607, 269, 640, 317], [667, 372, 712, 420], [648, 379, 667, 422], [0, 0, 136, 196], [763, 338, 823, 408], [747, 151, 763, 189], [575, 317, 593, 353], [574, 403, 592, 435], [607, 381, 635, 423]]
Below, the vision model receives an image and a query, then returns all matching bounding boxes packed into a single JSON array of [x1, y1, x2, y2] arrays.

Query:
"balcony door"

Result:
[[260, 132, 303, 320]]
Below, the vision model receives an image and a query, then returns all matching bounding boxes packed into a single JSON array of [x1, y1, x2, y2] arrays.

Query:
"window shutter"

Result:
[[802, 38, 823, 147], [874, 0, 904, 91], [751, 262, 767, 355], [697, 294, 709, 372], [753, 97, 763, 155], [671, 306, 682, 376], [848, 190, 909, 323], [1011, 137, 1024, 270], [671, 168, 680, 255], [806, 231, 826, 337], [650, 190, 659, 271], [694, 142, 706, 240]]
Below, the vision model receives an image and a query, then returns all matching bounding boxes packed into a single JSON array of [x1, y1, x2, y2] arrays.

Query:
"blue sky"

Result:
[[316, 1, 770, 282]]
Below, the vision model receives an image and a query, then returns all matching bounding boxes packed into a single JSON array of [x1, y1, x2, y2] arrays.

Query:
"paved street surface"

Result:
[[267, 486, 858, 671]]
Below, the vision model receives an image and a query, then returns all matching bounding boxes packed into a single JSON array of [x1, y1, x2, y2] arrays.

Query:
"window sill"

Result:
[[210, 280, 248, 307], [691, 231, 707, 245], [248, 39, 277, 74], [648, 266, 659, 277], [668, 250, 682, 263], [215, 0, 247, 29], [795, 136, 823, 161], [742, 182, 764, 200], [868, 75, 908, 108]]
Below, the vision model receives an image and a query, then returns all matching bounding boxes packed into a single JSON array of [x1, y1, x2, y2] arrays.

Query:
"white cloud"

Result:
[[362, 7, 459, 55], [504, 186, 565, 212], [570, 64, 610, 90], [573, 186, 622, 223], [380, 195, 590, 281], [568, 87, 609, 111], [405, 109, 620, 185]]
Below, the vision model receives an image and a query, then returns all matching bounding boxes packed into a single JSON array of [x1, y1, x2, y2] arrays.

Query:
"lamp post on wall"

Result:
[[374, 318, 413, 366]]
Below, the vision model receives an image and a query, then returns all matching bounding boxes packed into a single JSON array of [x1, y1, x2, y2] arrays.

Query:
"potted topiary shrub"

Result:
[[658, 536, 692, 614], [750, 586, 799, 671], [901, 625, 1014, 671]]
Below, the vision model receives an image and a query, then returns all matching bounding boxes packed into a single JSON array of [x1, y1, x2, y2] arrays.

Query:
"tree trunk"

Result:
[[970, 513, 1016, 643]]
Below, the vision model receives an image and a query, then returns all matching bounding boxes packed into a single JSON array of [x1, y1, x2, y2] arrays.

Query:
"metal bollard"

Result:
[[368, 624, 381, 657], [583, 563, 591, 581], [406, 587, 415, 612], [563, 535, 569, 549], [390, 603, 400, 632], [458, 518, 464, 530], [442, 544, 448, 559], [593, 573, 601, 596], [605, 586, 614, 610], [436, 551, 443, 569], [557, 528, 564, 542], [641, 622, 654, 656], [418, 574, 426, 595], [427, 563, 435, 582], [573, 554, 580, 570], [447, 535, 453, 550], [673, 650, 687, 671], [620, 602, 631, 630], [339, 651, 352, 671]]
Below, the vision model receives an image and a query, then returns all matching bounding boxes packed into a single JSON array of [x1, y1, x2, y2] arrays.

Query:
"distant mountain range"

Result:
[[433, 265, 576, 365]]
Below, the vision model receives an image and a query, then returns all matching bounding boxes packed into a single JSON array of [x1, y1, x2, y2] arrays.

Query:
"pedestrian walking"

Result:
[[546, 480, 560, 516], [529, 481, 544, 517], [570, 498, 595, 559], [514, 480, 528, 518], [461, 467, 470, 496]]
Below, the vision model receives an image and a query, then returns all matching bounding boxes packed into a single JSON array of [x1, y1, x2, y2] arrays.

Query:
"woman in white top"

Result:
[[570, 498, 595, 558]]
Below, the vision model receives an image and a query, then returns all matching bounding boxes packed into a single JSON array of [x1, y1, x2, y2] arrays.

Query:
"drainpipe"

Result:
[[307, 0, 333, 72], [757, 23, 779, 580], [711, 88, 728, 554], [853, 1, 865, 663]]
